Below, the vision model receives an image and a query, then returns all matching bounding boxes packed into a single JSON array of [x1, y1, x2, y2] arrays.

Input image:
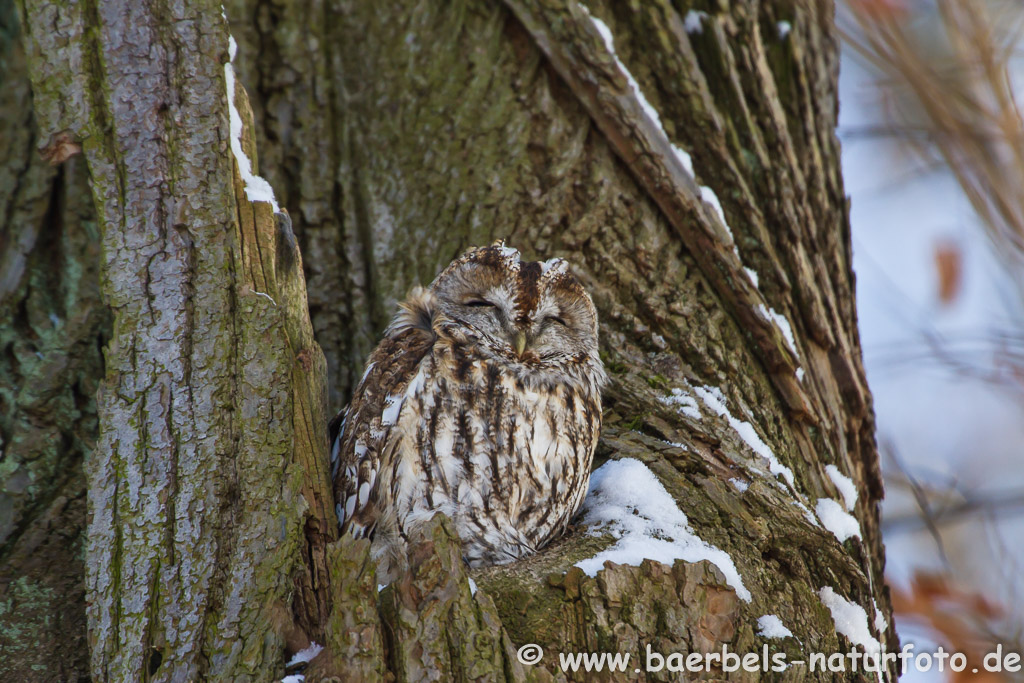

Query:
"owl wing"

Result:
[[330, 288, 438, 539]]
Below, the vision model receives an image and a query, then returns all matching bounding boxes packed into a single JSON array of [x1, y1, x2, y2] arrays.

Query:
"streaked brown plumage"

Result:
[[330, 243, 606, 580]]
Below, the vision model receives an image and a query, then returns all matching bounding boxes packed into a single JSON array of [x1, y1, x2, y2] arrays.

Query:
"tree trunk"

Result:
[[5, 0, 895, 680], [0, 3, 103, 679], [13, 0, 335, 679]]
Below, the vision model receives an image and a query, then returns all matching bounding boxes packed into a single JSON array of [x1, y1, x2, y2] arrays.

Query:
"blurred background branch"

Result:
[[840, 1, 1024, 679], [844, 0, 1024, 263]]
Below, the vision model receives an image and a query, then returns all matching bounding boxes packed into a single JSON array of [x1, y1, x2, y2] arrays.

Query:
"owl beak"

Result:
[[514, 331, 527, 357]]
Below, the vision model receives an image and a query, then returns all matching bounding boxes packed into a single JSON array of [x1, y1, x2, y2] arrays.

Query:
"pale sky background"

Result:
[[840, 39, 1024, 681]]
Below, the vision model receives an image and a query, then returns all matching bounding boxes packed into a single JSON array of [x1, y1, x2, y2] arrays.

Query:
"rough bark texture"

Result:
[[5, 0, 894, 680], [14, 0, 334, 679], [0, 3, 102, 679], [229, 0, 894, 680]]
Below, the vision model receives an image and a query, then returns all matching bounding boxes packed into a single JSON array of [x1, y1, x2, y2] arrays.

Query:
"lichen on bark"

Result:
[[0, 2, 104, 678], [14, 0, 334, 679]]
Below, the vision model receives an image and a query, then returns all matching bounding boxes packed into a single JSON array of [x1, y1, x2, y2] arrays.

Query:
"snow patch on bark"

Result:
[[579, 6, 735, 247], [825, 465, 858, 511], [757, 614, 794, 639], [756, 304, 798, 357], [694, 385, 795, 487], [577, 458, 751, 601], [225, 36, 280, 211], [819, 587, 881, 652], [286, 642, 323, 667], [815, 498, 861, 542], [819, 587, 884, 678], [659, 387, 702, 420], [873, 599, 888, 633], [744, 267, 760, 288], [685, 10, 708, 34]]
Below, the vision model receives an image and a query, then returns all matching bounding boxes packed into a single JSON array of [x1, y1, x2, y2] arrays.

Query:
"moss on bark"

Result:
[[0, 3, 103, 678], [15, 0, 335, 678]]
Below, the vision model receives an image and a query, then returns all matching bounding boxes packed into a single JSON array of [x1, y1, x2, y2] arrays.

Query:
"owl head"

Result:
[[427, 243, 603, 375]]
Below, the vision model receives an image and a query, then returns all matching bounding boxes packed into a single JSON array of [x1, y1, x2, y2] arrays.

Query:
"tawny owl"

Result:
[[329, 243, 606, 581]]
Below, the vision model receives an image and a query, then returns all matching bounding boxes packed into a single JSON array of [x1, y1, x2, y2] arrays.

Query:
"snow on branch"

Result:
[[576, 458, 752, 602], [225, 35, 280, 212]]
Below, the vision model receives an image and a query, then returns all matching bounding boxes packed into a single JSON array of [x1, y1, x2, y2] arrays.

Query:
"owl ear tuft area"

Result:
[[388, 286, 439, 336]]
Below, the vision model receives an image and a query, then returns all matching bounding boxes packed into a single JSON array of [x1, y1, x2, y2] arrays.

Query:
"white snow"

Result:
[[377, 583, 388, 592], [286, 642, 323, 667], [684, 10, 707, 34], [729, 478, 749, 492], [672, 145, 694, 175], [825, 465, 858, 511], [873, 599, 888, 634], [815, 498, 861, 542], [819, 587, 882, 655], [582, 5, 732, 248], [777, 20, 792, 39], [251, 290, 276, 306], [700, 185, 727, 224], [576, 458, 751, 601], [744, 267, 760, 288], [696, 185, 735, 245], [225, 36, 280, 212], [757, 614, 794, 639], [795, 367, 805, 382], [587, 15, 664, 132], [793, 500, 820, 527], [756, 304, 798, 357], [281, 676, 304, 683], [660, 387, 702, 420], [468, 577, 478, 595], [694, 386, 795, 487]]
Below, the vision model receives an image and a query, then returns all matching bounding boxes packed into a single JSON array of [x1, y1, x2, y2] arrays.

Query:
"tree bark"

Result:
[[232, 0, 894, 680], [13, 0, 334, 679], [5, 0, 895, 680], [0, 3, 102, 679]]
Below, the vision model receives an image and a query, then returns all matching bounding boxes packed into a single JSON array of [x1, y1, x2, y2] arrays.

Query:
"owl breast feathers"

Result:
[[329, 243, 606, 581]]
